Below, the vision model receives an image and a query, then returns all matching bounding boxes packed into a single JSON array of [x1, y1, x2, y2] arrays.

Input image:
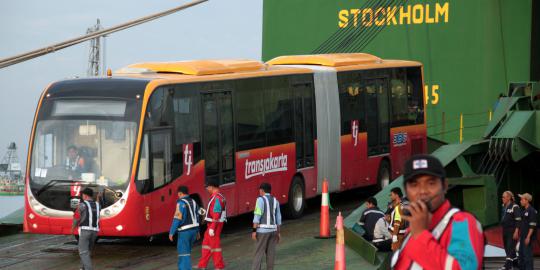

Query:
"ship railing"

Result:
[[427, 110, 493, 143]]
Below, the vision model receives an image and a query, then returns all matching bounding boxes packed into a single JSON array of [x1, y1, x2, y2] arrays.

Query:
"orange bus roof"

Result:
[[112, 54, 421, 84], [118, 59, 265, 76], [266, 53, 383, 67]]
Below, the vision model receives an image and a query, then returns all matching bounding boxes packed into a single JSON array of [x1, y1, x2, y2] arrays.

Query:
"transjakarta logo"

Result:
[[245, 152, 288, 179], [183, 144, 193, 176], [351, 120, 359, 147], [393, 132, 408, 147]]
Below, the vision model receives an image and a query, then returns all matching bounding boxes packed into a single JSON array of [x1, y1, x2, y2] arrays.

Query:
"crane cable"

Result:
[[0, 0, 208, 69]]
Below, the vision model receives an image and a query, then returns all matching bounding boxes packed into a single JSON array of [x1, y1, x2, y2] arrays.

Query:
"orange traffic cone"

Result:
[[335, 212, 346, 270], [316, 178, 332, 238]]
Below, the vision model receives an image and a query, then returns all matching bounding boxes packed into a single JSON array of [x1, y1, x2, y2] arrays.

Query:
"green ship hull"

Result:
[[262, 0, 538, 143]]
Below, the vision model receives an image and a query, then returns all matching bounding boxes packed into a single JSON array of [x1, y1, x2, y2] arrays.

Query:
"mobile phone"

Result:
[[401, 199, 433, 216]]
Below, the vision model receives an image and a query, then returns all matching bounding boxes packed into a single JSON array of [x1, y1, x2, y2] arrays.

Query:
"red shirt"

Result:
[[393, 200, 484, 270]]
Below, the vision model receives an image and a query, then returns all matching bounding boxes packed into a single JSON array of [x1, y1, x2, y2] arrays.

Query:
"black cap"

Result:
[[81, 187, 93, 197], [403, 154, 446, 183], [205, 179, 220, 188]]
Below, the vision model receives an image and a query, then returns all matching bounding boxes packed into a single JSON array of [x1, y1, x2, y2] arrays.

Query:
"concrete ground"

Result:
[[0, 189, 534, 270], [0, 190, 373, 270]]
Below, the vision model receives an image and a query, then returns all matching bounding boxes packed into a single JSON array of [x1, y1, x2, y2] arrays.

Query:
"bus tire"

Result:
[[284, 176, 305, 219], [377, 160, 391, 190]]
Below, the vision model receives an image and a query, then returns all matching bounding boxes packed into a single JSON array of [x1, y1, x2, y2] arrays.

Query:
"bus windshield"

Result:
[[30, 118, 137, 192]]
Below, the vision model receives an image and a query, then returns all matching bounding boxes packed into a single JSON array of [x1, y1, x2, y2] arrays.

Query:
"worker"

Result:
[[251, 182, 282, 270], [169, 186, 200, 270], [500, 190, 521, 270], [388, 187, 408, 251], [371, 212, 392, 252], [357, 197, 385, 242], [66, 145, 87, 179], [371, 213, 392, 251], [392, 154, 484, 269], [72, 187, 100, 270], [195, 179, 226, 270], [518, 193, 537, 270]]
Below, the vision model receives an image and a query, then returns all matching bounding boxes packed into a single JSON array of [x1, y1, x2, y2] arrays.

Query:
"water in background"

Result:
[[0, 196, 24, 219]]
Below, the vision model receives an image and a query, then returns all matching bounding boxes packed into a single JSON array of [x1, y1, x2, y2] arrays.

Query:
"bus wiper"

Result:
[[84, 183, 124, 198], [36, 179, 74, 196]]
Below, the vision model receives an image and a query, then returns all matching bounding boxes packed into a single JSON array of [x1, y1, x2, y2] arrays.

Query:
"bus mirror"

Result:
[[79, 124, 97, 136], [70, 198, 80, 209]]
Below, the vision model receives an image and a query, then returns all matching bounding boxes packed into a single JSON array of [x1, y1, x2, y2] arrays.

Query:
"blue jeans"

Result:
[[519, 237, 534, 270], [177, 228, 198, 270]]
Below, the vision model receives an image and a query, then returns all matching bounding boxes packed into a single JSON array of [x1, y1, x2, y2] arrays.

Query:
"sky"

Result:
[[0, 0, 263, 169]]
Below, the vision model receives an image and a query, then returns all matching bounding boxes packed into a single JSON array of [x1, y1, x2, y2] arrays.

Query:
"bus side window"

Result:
[[136, 133, 152, 193], [150, 130, 172, 189], [173, 85, 201, 150], [390, 68, 408, 127], [406, 67, 425, 125], [338, 72, 366, 135], [236, 79, 266, 151], [264, 76, 294, 147]]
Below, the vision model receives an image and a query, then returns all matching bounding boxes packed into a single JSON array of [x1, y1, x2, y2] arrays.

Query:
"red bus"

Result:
[[24, 53, 426, 236]]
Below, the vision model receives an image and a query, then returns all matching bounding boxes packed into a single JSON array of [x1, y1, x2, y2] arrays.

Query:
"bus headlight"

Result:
[[29, 196, 39, 207], [27, 189, 49, 216], [26, 186, 76, 218], [100, 185, 130, 218]]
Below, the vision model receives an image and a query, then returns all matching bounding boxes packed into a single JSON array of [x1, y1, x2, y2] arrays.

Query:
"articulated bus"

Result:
[[24, 53, 426, 236]]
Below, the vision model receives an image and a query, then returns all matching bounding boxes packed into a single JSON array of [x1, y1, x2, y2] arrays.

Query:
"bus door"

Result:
[[293, 83, 315, 170], [148, 128, 175, 234], [201, 91, 237, 216], [364, 78, 390, 157]]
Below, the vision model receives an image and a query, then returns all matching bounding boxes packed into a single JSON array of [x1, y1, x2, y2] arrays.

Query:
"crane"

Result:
[[0, 0, 208, 69]]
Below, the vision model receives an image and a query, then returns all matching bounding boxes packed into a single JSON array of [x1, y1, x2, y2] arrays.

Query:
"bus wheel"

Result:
[[377, 160, 391, 190], [284, 176, 305, 219]]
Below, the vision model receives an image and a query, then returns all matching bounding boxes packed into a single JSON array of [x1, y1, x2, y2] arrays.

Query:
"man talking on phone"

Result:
[[391, 154, 484, 270]]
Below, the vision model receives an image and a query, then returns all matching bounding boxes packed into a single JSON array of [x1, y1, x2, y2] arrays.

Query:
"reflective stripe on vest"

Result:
[[179, 198, 200, 231], [372, 238, 387, 243], [390, 208, 460, 269], [66, 156, 81, 171], [80, 200, 100, 232], [204, 193, 227, 222], [259, 195, 278, 229]]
